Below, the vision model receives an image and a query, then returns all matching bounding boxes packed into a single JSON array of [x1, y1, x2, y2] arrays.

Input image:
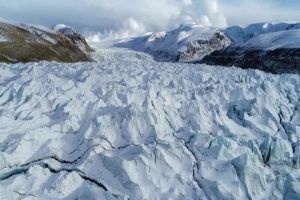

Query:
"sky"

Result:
[[0, 0, 299, 40]]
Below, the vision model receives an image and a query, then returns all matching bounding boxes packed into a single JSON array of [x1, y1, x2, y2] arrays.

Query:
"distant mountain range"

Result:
[[1, 20, 300, 74], [116, 22, 300, 74]]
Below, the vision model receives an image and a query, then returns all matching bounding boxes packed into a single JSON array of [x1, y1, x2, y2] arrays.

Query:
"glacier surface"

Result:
[[0, 44, 300, 199]]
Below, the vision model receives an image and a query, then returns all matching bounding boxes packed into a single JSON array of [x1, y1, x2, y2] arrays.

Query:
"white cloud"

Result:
[[0, 0, 227, 40], [182, 0, 193, 5], [84, 0, 228, 40], [86, 18, 147, 42], [2, 0, 299, 41], [219, 0, 300, 26]]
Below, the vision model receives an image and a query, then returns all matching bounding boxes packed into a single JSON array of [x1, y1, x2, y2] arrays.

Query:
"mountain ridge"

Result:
[[0, 21, 93, 63], [116, 21, 300, 73]]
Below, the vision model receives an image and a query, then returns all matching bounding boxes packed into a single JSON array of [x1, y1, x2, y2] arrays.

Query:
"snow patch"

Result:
[[53, 24, 69, 32], [0, 35, 7, 42], [240, 29, 300, 50]]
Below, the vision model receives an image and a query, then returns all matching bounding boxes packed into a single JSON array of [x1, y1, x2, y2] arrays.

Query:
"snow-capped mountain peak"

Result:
[[116, 21, 300, 73]]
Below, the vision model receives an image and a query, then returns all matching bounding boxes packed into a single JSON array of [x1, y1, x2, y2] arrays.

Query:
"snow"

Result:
[[53, 24, 69, 32], [224, 22, 300, 44], [53, 24, 91, 53], [116, 24, 218, 55], [0, 35, 7, 42], [240, 29, 300, 50], [0, 19, 57, 44], [116, 21, 300, 63], [145, 24, 217, 53], [221, 22, 300, 52], [19, 24, 58, 45], [114, 23, 232, 63], [0, 43, 300, 199], [53, 24, 79, 37], [129, 21, 300, 54], [32, 24, 56, 34], [53, 24, 67, 30]]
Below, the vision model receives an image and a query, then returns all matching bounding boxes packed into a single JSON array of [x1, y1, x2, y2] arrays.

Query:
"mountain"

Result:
[[0, 21, 93, 63], [115, 24, 232, 62], [204, 22, 300, 74], [53, 24, 93, 53], [116, 22, 300, 73]]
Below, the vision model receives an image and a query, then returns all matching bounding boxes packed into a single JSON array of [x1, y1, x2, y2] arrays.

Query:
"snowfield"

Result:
[[0, 44, 300, 199], [239, 29, 300, 50]]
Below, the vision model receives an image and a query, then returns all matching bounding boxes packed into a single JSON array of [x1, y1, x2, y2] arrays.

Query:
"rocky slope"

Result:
[[0, 45, 300, 199], [202, 46, 300, 74], [202, 23, 300, 74], [0, 22, 93, 63]]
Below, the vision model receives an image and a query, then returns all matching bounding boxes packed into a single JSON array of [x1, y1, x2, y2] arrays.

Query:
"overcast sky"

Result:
[[0, 0, 299, 40]]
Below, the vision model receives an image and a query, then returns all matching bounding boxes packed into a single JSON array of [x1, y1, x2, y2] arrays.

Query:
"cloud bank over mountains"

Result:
[[0, 0, 227, 40], [220, 0, 300, 25], [89, 0, 227, 41], [0, 0, 299, 40]]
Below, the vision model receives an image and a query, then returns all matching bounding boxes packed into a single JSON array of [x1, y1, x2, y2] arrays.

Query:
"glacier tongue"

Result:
[[0, 45, 300, 199]]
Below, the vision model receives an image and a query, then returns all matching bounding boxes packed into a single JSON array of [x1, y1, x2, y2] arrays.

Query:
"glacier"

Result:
[[0, 44, 300, 199]]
